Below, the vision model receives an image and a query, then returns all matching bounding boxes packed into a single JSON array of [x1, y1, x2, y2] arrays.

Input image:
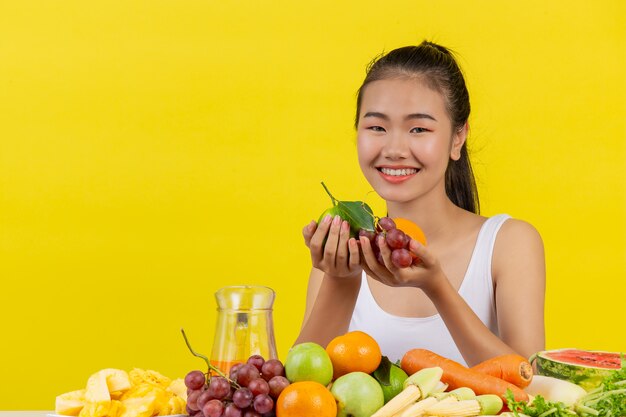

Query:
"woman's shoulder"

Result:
[[491, 216, 545, 280]]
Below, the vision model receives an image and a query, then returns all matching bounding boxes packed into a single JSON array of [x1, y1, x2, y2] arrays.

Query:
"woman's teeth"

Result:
[[380, 167, 418, 176]]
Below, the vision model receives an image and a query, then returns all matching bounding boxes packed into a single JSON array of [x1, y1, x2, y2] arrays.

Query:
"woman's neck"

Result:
[[385, 194, 467, 243]]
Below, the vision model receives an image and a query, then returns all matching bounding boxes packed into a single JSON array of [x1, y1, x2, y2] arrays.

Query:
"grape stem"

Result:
[[180, 328, 239, 387], [320, 182, 337, 206]]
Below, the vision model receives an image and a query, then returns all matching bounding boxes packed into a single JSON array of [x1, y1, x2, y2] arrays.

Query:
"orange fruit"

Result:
[[276, 381, 337, 417], [326, 330, 382, 380], [393, 217, 427, 245]]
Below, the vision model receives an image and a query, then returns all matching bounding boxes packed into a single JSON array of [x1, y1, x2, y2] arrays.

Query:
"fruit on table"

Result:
[[531, 348, 623, 391], [379, 363, 408, 404], [276, 380, 337, 417], [317, 182, 375, 238], [284, 342, 333, 386], [185, 353, 290, 417], [54, 368, 186, 417], [326, 330, 382, 380], [330, 371, 385, 417], [371, 367, 444, 417]]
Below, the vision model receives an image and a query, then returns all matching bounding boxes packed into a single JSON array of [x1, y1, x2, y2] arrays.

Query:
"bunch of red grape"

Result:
[[359, 217, 419, 268], [185, 355, 289, 417]]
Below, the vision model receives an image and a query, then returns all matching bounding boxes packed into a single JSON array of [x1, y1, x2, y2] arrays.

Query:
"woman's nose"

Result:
[[382, 132, 410, 159]]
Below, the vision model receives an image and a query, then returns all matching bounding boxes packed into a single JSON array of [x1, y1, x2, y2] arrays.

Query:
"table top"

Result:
[[0, 413, 51, 417]]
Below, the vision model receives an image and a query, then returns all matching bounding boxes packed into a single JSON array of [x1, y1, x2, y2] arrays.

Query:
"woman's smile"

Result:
[[377, 166, 420, 183]]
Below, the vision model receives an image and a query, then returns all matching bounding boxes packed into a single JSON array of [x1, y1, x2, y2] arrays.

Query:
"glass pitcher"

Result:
[[210, 285, 278, 374]]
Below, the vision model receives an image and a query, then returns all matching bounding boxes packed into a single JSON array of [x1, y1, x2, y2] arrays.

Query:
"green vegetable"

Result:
[[575, 355, 626, 417], [318, 182, 375, 237], [506, 390, 575, 417], [506, 355, 626, 417]]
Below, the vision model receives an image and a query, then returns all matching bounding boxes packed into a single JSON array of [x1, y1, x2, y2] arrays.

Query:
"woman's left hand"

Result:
[[359, 234, 445, 291]]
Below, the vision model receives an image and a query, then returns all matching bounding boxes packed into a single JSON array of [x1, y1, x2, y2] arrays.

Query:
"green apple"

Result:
[[331, 371, 384, 417], [284, 342, 333, 386]]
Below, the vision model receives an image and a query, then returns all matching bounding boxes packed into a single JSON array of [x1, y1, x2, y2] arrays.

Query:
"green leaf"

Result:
[[336, 200, 375, 236], [372, 356, 393, 386], [320, 182, 375, 236]]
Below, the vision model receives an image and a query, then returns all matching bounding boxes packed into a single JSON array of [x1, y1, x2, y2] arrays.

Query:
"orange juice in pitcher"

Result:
[[210, 285, 278, 375]]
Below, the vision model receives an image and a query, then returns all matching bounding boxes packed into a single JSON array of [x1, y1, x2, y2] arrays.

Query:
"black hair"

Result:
[[355, 41, 480, 214]]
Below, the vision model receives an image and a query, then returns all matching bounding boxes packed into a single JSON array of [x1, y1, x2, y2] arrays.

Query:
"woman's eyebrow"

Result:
[[363, 111, 436, 122], [406, 113, 437, 122]]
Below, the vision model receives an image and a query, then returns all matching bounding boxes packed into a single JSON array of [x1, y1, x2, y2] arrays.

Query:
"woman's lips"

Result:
[[376, 167, 419, 183]]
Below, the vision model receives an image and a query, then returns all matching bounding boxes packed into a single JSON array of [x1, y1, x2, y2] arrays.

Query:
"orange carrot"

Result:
[[400, 349, 529, 402], [471, 353, 533, 389]]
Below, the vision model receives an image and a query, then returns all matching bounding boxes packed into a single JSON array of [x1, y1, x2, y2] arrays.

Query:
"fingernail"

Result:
[[332, 215, 341, 225], [341, 220, 349, 232], [378, 235, 385, 245], [323, 214, 332, 224]]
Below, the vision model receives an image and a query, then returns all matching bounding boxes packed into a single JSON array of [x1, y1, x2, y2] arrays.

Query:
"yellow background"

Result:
[[1, 0, 624, 410]]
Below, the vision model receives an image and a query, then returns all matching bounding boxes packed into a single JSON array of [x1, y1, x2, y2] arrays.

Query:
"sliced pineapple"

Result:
[[55, 389, 86, 416]]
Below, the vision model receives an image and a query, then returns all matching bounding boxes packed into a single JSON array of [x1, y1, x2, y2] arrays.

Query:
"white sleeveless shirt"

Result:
[[348, 214, 511, 366]]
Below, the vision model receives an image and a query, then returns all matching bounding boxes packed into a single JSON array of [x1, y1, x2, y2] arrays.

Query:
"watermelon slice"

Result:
[[531, 348, 623, 391]]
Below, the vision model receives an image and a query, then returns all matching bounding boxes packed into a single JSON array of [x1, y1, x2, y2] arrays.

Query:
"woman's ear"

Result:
[[450, 121, 469, 161]]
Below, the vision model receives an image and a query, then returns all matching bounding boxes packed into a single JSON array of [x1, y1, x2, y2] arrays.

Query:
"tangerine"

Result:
[[393, 217, 427, 245], [276, 380, 337, 417], [326, 330, 382, 380]]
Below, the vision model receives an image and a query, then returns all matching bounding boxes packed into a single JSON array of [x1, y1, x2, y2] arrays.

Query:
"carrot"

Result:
[[471, 354, 533, 389], [400, 349, 529, 402]]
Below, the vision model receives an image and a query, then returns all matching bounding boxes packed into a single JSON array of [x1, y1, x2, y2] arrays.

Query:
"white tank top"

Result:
[[348, 214, 511, 366]]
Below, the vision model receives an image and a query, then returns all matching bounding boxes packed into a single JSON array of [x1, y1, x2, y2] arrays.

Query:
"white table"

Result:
[[0, 413, 51, 417]]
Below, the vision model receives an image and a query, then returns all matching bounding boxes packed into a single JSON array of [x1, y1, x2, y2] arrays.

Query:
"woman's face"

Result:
[[356, 77, 465, 205]]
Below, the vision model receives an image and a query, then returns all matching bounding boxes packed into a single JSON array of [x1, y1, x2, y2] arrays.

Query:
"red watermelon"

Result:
[[532, 349, 623, 391]]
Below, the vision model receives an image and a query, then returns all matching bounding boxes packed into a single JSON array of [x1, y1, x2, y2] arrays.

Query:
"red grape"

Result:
[[230, 362, 244, 380], [248, 378, 270, 396], [402, 232, 411, 248], [247, 355, 265, 372], [267, 376, 289, 399], [185, 370, 206, 390], [386, 228, 407, 249], [253, 394, 274, 414], [237, 364, 261, 387], [260, 359, 284, 381], [224, 403, 243, 417], [378, 217, 396, 231], [243, 410, 261, 417], [233, 387, 254, 409], [187, 390, 202, 411], [358, 229, 376, 241], [391, 248, 412, 268], [208, 376, 230, 400], [197, 390, 214, 410], [202, 399, 224, 417]]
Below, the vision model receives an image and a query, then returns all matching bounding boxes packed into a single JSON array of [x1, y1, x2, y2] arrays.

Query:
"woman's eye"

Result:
[[410, 127, 428, 133], [368, 126, 386, 132]]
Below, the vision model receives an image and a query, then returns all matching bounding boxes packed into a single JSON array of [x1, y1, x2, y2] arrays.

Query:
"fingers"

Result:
[[323, 215, 343, 263], [377, 234, 400, 275], [335, 220, 351, 268], [308, 214, 332, 266], [348, 237, 360, 271], [302, 220, 317, 247], [409, 239, 436, 267], [359, 235, 389, 283]]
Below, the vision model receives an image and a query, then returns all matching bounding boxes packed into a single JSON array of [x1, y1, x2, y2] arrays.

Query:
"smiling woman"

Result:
[[297, 41, 546, 367]]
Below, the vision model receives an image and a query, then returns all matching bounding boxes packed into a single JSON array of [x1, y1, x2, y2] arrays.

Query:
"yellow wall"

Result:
[[1, 0, 624, 410]]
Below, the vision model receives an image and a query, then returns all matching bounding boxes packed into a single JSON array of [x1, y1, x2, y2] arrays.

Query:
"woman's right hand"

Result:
[[303, 215, 362, 279]]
